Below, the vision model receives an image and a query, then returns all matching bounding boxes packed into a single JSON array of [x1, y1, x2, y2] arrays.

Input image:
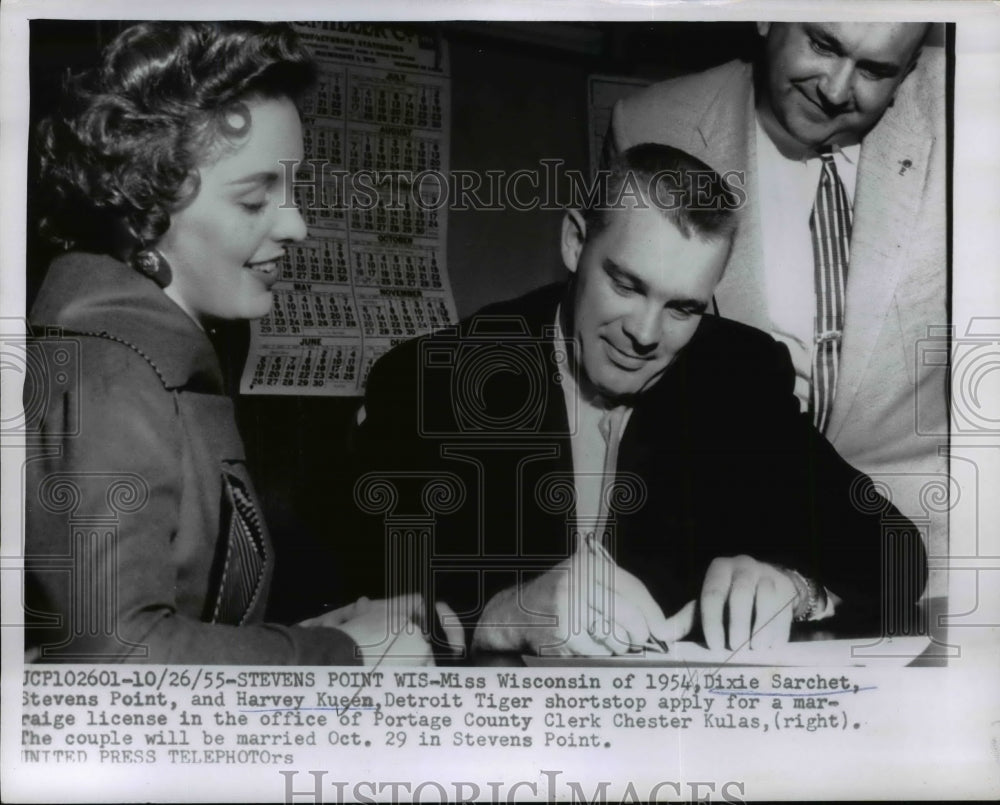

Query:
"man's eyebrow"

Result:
[[227, 170, 280, 187], [804, 24, 903, 76], [856, 57, 904, 77], [666, 298, 708, 315], [804, 24, 846, 56], [603, 259, 648, 293], [602, 260, 708, 313]]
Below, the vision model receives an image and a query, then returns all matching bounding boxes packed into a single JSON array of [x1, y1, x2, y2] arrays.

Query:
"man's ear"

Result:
[[561, 209, 587, 275], [756, 22, 772, 38]]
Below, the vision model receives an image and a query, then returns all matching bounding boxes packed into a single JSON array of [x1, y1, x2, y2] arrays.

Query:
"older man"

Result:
[[353, 143, 926, 658], [609, 23, 947, 594]]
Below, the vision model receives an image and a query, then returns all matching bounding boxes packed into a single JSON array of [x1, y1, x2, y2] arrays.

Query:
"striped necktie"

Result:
[[809, 150, 853, 434]]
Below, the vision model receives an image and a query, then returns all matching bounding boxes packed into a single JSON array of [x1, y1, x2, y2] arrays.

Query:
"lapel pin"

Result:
[[898, 159, 913, 176]]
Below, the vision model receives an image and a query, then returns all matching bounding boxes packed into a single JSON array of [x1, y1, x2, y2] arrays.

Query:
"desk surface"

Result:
[[464, 597, 951, 668]]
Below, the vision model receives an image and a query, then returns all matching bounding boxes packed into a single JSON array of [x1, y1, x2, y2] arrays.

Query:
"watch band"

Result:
[[784, 568, 828, 622]]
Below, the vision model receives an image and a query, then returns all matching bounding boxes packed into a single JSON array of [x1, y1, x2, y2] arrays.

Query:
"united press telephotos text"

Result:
[[23, 666, 872, 769]]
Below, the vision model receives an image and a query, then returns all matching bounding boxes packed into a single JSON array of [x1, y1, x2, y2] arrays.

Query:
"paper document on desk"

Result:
[[523, 636, 931, 667]]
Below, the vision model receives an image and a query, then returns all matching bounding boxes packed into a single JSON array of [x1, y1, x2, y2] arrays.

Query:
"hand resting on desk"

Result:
[[699, 555, 800, 651]]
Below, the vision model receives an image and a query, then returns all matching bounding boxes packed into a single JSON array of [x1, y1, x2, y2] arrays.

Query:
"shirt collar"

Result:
[[554, 304, 579, 397]]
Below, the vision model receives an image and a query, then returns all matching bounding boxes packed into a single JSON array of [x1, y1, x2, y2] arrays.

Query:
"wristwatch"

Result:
[[784, 568, 828, 622]]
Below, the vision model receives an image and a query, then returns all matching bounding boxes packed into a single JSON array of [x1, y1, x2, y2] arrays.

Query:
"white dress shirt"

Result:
[[554, 312, 633, 525], [754, 113, 859, 412]]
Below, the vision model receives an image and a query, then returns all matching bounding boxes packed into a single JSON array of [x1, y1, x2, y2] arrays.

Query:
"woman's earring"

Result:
[[131, 248, 173, 289]]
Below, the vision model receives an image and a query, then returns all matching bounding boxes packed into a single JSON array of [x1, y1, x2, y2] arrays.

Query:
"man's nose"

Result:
[[622, 303, 661, 352], [816, 60, 853, 109]]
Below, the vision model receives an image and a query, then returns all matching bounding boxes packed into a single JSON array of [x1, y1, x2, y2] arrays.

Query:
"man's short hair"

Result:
[[585, 142, 740, 242]]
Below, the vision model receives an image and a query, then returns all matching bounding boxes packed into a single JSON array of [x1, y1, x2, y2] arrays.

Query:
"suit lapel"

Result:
[[703, 67, 770, 332], [826, 107, 933, 441]]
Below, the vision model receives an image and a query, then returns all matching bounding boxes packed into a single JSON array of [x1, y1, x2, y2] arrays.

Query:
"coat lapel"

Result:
[[825, 100, 934, 441], [701, 66, 770, 333]]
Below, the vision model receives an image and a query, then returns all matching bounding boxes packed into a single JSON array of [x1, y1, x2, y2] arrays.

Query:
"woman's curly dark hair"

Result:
[[35, 22, 316, 255]]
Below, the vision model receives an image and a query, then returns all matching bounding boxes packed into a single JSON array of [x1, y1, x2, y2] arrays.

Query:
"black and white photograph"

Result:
[[2, 0, 998, 801]]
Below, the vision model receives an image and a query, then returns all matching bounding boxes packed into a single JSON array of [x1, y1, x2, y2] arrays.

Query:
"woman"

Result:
[[26, 22, 452, 664]]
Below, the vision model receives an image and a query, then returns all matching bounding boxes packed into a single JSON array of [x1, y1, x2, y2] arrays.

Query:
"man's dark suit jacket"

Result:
[[353, 283, 926, 643]]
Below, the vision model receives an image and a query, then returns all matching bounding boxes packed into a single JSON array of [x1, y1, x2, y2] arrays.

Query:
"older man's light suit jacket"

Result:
[[610, 52, 948, 589]]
